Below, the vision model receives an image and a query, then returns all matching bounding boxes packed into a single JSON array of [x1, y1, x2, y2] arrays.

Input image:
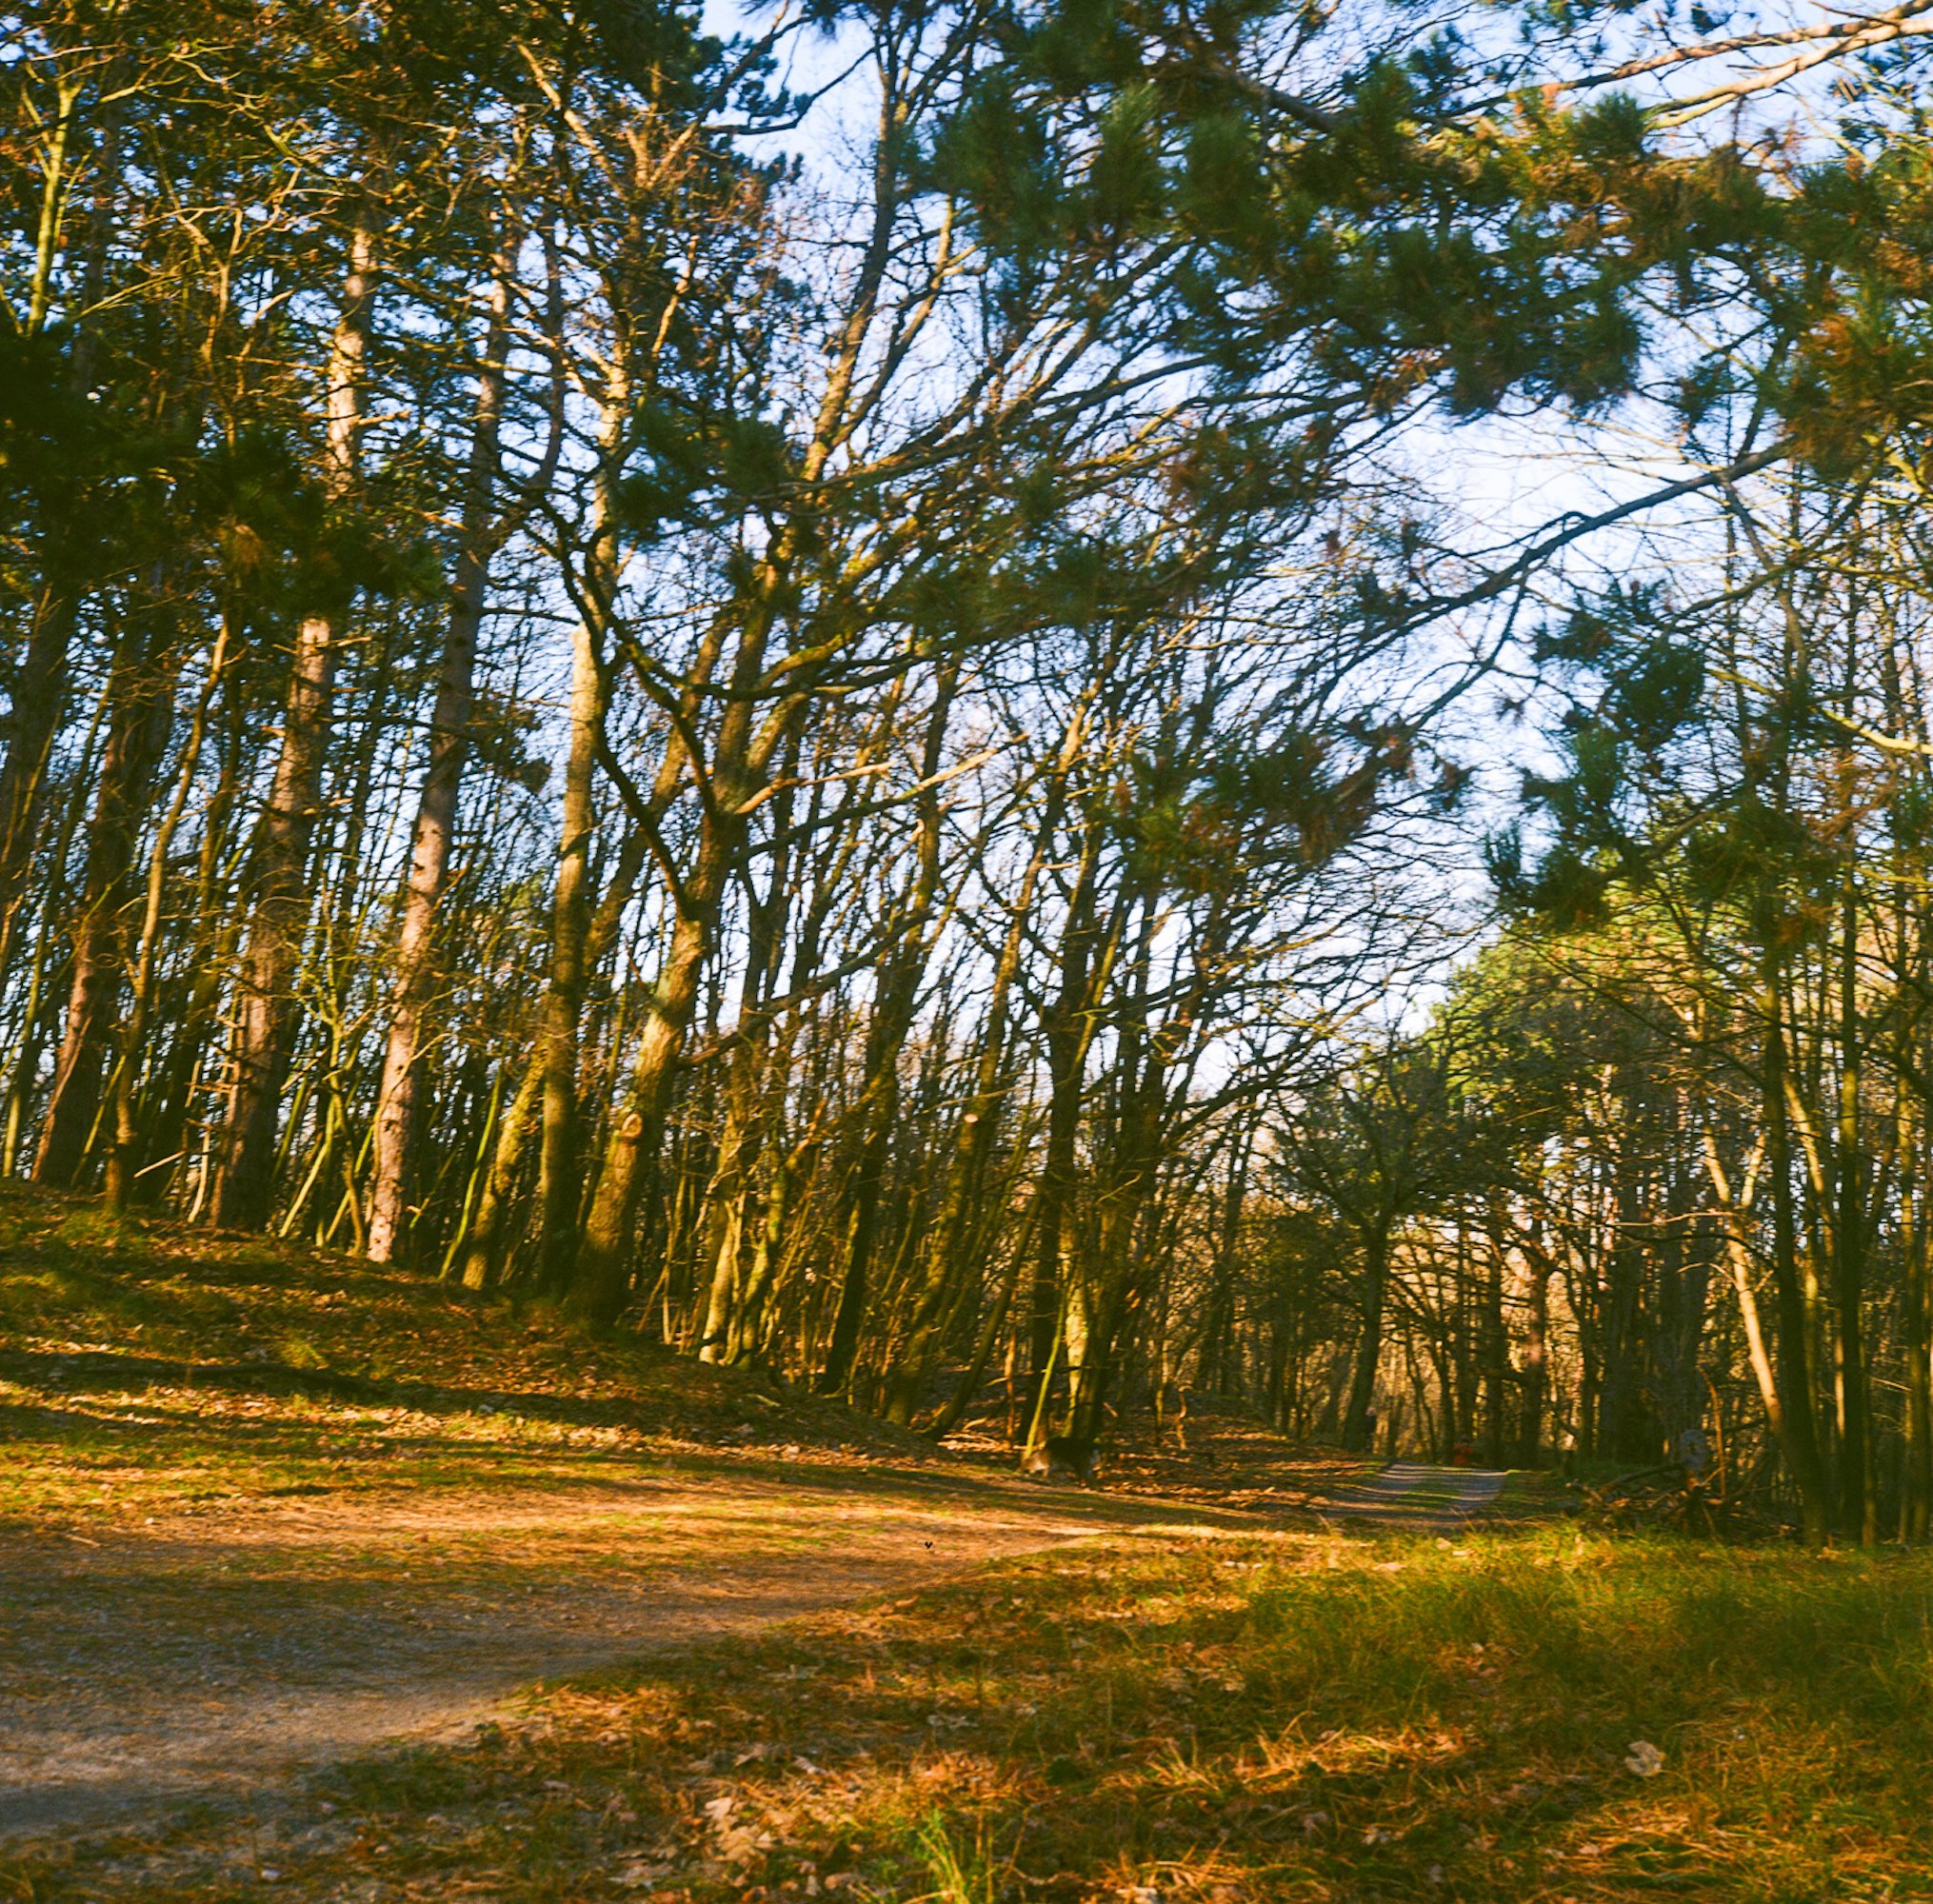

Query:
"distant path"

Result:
[[0, 1463, 1231, 1838], [1317, 1460, 1507, 1531]]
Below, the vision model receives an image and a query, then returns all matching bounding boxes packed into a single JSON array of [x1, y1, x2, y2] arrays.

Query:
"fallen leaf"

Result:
[[1624, 1739, 1665, 1778]]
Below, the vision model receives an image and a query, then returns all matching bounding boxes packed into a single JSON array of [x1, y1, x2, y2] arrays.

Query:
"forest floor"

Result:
[[0, 1190, 1348, 1839], [1307, 1461, 1505, 1534], [6, 1193, 1933, 1901], [0, 1449, 1252, 1835]]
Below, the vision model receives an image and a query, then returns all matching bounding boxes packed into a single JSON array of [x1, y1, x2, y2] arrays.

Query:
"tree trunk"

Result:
[[34, 597, 175, 1185], [1343, 1223, 1392, 1453], [1518, 1245, 1551, 1467], [211, 215, 375, 1229], [818, 679, 954, 1395], [0, 108, 119, 1031], [1832, 860, 1875, 1542], [1481, 1221, 1508, 1467], [367, 248, 514, 1261], [1764, 989, 1833, 1544], [534, 379, 630, 1293], [1025, 836, 1108, 1441], [1901, 1062, 1931, 1539], [568, 545, 796, 1330], [0, 587, 82, 1029], [105, 623, 230, 1207], [454, 823, 650, 1289], [570, 823, 731, 1327], [878, 827, 1044, 1426]]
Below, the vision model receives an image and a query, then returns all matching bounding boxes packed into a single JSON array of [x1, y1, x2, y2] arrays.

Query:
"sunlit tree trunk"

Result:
[[367, 247, 515, 1261], [212, 214, 375, 1228], [570, 752, 746, 1325]]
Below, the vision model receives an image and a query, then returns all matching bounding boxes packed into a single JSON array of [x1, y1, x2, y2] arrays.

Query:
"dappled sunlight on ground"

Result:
[[10, 1197, 1910, 1901], [9, 1521, 1930, 1902]]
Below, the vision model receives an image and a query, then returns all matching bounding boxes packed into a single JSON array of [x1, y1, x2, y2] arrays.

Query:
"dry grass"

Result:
[[0, 1184, 1273, 1842], [8, 1189, 1921, 1902], [9, 1519, 1932, 1903], [0, 1187, 933, 1525]]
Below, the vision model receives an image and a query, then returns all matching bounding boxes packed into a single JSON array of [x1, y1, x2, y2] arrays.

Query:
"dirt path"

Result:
[[0, 1460, 1228, 1837], [1314, 1460, 1508, 1531]]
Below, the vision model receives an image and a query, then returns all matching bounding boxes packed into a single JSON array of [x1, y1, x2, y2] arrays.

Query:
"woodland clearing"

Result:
[[0, 1465, 1226, 1835]]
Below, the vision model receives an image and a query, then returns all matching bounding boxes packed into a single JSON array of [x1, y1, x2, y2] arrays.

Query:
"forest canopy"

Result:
[[6, 0, 1933, 1545]]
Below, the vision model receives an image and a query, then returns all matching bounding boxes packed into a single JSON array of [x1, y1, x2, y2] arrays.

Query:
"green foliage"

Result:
[[910, 1810, 1005, 1904], [1178, 111, 1267, 252], [926, 70, 1063, 265], [1607, 639, 1704, 754], [1088, 83, 1166, 236], [1109, 724, 1383, 897], [0, 330, 104, 496], [620, 400, 797, 530]]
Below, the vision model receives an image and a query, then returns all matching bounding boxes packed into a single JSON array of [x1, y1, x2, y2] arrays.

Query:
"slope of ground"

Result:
[[0, 1187, 945, 1533], [16, 1191, 1913, 1902], [0, 1459, 1243, 1835]]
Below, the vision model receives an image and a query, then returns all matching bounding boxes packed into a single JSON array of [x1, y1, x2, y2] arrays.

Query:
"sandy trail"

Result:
[[1314, 1459, 1507, 1531], [0, 1463, 1222, 1836]]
